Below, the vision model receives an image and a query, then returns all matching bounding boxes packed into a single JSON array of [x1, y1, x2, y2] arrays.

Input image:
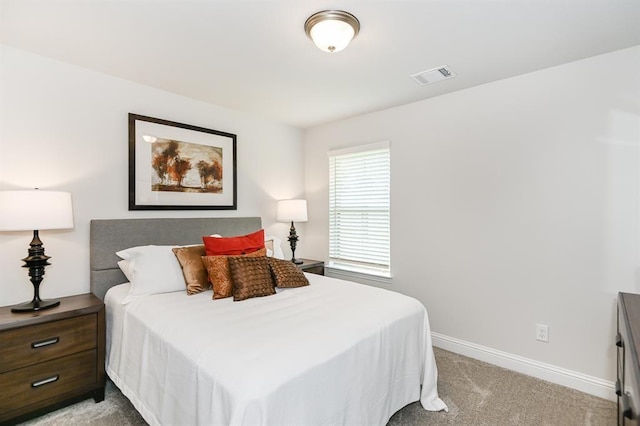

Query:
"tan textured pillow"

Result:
[[269, 258, 309, 288], [202, 248, 267, 299], [228, 256, 276, 302], [172, 245, 208, 295]]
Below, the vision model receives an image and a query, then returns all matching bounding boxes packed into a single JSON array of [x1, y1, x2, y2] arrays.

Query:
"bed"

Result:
[[90, 217, 446, 425]]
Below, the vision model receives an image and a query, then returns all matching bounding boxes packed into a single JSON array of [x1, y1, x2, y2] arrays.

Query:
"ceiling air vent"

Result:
[[410, 65, 456, 86]]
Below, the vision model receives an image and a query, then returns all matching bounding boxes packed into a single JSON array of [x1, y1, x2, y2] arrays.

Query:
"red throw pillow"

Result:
[[203, 229, 265, 256]]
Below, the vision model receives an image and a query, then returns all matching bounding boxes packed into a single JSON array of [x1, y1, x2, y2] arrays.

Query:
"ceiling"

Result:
[[1, 0, 639, 129]]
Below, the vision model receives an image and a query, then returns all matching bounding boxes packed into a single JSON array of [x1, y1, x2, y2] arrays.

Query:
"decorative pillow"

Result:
[[203, 229, 265, 256], [202, 248, 267, 299], [269, 258, 309, 288], [228, 256, 276, 302], [264, 235, 285, 259], [116, 245, 186, 304], [172, 245, 208, 295]]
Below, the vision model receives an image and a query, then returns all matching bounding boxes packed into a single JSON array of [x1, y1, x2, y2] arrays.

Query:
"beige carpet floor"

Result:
[[20, 348, 616, 426]]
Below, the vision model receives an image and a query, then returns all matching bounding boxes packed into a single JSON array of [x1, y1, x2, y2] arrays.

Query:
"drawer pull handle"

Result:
[[615, 379, 622, 396], [31, 375, 59, 388], [616, 332, 624, 348], [622, 393, 634, 419], [31, 337, 59, 349]]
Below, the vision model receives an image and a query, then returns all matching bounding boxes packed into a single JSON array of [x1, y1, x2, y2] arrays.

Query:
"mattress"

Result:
[[105, 273, 446, 425]]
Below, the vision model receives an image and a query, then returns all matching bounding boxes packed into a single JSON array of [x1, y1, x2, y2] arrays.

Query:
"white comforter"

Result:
[[105, 274, 446, 426]]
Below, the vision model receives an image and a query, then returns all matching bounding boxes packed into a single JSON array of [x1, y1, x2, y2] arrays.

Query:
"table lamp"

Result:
[[0, 190, 74, 312], [276, 199, 308, 264]]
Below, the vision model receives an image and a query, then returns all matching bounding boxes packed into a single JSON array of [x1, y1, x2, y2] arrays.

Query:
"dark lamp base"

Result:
[[292, 258, 304, 265], [11, 299, 60, 313]]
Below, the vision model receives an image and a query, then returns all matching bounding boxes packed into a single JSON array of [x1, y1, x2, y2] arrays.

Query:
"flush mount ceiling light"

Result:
[[304, 10, 360, 53]]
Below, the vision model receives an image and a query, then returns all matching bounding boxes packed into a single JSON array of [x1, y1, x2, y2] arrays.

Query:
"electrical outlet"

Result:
[[536, 324, 549, 342]]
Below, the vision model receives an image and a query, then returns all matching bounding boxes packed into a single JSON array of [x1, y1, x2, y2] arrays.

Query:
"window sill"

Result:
[[325, 264, 392, 286]]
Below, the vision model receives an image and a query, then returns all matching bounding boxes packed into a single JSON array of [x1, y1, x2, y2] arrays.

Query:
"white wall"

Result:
[[3, 41, 638, 397], [0, 45, 304, 306], [304, 46, 640, 385]]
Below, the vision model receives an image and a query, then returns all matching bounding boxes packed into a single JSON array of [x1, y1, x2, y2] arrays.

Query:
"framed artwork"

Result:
[[128, 113, 237, 210]]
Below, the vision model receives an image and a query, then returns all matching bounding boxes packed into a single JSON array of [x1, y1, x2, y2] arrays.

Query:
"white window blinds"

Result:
[[328, 141, 390, 276]]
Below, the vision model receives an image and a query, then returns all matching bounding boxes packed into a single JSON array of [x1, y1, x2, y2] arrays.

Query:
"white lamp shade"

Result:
[[309, 19, 355, 53], [0, 190, 74, 231], [277, 199, 308, 222]]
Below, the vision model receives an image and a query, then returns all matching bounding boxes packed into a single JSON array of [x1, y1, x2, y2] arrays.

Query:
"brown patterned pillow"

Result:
[[202, 248, 267, 299], [228, 256, 276, 302], [269, 258, 309, 288], [172, 245, 208, 295]]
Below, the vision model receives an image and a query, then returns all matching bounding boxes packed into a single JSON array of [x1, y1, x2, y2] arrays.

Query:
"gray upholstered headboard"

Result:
[[90, 217, 262, 300]]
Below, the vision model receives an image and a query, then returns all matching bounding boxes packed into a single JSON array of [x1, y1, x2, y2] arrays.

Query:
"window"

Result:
[[328, 141, 390, 277]]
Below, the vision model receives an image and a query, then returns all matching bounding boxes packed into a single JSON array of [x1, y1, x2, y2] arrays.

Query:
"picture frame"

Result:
[[128, 113, 237, 210]]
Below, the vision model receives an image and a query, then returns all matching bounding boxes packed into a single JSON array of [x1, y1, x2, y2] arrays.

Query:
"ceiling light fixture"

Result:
[[304, 10, 360, 53]]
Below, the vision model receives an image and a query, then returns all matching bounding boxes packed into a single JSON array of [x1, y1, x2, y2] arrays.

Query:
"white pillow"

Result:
[[116, 245, 186, 304], [117, 259, 134, 282], [264, 235, 285, 259]]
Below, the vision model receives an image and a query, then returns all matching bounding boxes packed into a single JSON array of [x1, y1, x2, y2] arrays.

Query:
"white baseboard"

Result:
[[431, 332, 616, 401]]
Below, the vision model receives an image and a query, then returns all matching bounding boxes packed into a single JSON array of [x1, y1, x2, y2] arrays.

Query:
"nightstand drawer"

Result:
[[0, 315, 97, 373], [0, 349, 97, 414]]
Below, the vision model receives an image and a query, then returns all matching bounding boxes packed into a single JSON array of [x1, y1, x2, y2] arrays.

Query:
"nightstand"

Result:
[[297, 259, 325, 276], [0, 293, 106, 424], [617, 292, 640, 425]]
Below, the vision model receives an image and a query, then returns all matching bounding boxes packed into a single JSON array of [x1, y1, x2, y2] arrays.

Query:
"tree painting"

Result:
[[151, 139, 223, 193], [197, 159, 222, 188]]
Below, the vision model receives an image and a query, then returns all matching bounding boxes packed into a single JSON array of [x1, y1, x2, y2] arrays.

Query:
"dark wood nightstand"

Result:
[[617, 292, 640, 425], [297, 259, 325, 276], [0, 293, 106, 424]]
